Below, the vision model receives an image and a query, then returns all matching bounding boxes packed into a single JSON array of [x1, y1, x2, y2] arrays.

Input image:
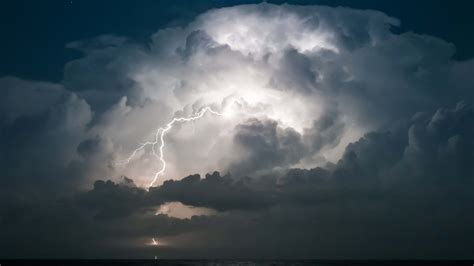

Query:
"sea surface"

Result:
[[1, 260, 472, 266]]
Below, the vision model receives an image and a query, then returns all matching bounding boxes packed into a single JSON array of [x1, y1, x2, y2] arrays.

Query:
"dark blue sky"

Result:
[[1, 0, 473, 82]]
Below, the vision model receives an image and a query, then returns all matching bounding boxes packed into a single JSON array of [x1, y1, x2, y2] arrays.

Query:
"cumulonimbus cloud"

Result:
[[3, 3, 473, 187]]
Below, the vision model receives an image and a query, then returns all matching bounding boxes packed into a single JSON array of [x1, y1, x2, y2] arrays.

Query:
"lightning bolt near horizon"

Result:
[[118, 106, 224, 188]]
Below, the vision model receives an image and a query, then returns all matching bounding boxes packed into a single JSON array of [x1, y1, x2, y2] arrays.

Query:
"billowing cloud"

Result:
[[17, 3, 469, 186], [0, 77, 93, 190], [1, 3, 474, 259], [229, 118, 308, 176]]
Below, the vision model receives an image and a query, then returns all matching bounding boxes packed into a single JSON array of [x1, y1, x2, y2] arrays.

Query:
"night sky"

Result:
[[1, 0, 474, 260]]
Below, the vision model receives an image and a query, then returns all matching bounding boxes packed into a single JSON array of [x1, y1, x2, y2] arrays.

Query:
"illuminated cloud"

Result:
[[67, 4, 470, 186]]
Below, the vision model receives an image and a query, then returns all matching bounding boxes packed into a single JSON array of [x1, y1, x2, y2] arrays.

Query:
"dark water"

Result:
[[1, 260, 472, 266]]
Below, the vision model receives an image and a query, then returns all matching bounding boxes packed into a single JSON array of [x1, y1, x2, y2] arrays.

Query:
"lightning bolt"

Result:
[[119, 106, 224, 187]]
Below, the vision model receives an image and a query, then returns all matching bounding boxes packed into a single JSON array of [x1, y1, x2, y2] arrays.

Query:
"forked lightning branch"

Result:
[[118, 106, 224, 187]]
